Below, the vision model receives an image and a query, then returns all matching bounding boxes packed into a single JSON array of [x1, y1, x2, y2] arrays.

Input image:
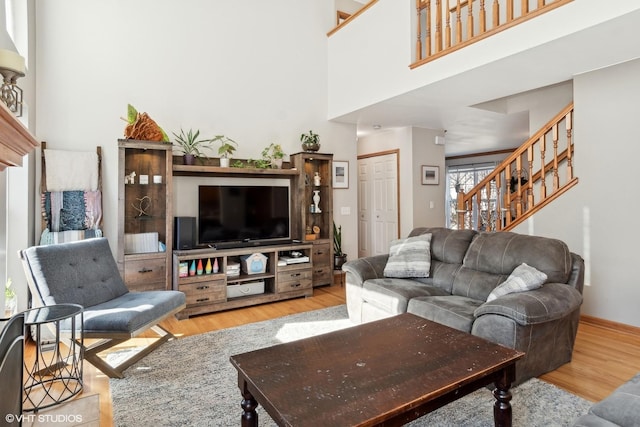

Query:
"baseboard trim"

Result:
[[580, 314, 640, 335]]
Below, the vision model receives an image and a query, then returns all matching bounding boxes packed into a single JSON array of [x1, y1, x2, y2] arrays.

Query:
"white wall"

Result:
[[411, 127, 446, 229], [34, 0, 358, 260], [327, 0, 640, 121], [512, 58, 640, 327]]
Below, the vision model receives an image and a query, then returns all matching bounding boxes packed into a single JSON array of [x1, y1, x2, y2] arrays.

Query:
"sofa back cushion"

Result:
[[22, 238, 130, 308], [453, 231, 573, 300], [409, 227, 477, 264], [409, 227, 477, 293]]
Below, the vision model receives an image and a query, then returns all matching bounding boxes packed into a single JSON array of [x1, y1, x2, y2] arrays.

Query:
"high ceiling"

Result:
[[335, 7, 640, 157]]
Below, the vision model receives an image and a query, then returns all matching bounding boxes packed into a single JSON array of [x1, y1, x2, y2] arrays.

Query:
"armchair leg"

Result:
[[81, 326, 177, 379]]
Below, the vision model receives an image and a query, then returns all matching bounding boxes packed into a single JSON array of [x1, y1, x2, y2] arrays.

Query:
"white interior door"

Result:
[[357, 160, 370, 259], [358, 152, 399, 257]]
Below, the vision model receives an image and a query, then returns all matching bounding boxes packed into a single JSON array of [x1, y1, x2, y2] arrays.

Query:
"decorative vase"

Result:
[[313, 190, 321, 213], [213, 258, 219, 273], [334, 254, 348, 270], [271, 158, 283, 169], [183, 154, 195, 165], [205, 258, 212, 274], [302, 142, 320, 152], [4, 294, 17, 318], [189, 260, 196, 276], [197, 259, 204, 275], [313, 172, 321, 186], [220, 157, 230, 167]]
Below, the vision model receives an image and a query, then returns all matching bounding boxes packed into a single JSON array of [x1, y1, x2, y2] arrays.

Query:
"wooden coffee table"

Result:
[[230, 313, 524, 427]]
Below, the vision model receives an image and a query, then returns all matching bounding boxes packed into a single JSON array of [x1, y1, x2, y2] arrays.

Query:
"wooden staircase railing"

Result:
[[412, 0, 574, 68], [455, 102, 577, 231]]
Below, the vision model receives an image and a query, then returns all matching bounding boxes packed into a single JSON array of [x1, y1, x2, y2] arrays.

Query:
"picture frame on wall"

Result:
[[332, 161, 349, 189], [421, 165, 439, 185]]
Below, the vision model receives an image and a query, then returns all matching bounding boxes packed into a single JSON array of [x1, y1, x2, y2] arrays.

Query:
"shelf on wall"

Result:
[[172, 155, 299, 177]]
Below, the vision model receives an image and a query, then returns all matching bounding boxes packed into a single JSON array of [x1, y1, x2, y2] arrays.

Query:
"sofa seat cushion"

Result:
[[571, 414, 619, 426], [362, 278, 449, 315], [79, 290, 186, 335], [588, 373, 640, 427], [407, 295, 484, 333]]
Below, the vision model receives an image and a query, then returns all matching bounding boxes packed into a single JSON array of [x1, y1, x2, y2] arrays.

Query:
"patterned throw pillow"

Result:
[[486, 263, 547, 302], [383, 233, 432, 278]]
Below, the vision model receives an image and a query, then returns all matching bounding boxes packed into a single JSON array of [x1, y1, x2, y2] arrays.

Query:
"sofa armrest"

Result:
[[342, 254, 388, 288], [474, 283, 583, 326]]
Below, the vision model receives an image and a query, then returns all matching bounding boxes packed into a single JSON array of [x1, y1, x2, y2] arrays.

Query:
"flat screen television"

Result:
[[198, 185, 290, 247]]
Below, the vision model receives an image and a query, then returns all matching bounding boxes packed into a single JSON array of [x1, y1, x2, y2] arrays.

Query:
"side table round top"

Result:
[[22, 303, 83, 326]]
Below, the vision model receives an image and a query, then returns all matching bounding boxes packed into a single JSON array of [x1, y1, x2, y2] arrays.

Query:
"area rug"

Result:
[[110, 305, 592, 426]]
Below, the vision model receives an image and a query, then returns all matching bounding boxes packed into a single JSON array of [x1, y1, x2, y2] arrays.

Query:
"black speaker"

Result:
[[174, 217, 196, 250]]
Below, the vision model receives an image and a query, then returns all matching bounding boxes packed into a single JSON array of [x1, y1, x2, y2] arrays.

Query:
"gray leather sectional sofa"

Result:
[[572, 372, 640, 426], [342, 227, 585, 385]]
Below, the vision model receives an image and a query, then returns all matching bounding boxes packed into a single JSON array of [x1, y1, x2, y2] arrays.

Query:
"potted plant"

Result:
[[5, 278, 17, 317], [213, 135, 238, 167], [173, 128, 213, 165], [261, 143, 285, 168], [333, 222, 347, 270], [300, 130, 320, 152]]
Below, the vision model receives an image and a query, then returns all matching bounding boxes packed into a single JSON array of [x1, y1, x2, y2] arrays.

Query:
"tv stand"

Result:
[[172, 242, 313, 319]]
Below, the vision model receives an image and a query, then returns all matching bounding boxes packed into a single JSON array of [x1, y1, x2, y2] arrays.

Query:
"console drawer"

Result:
[[312, 265, 333, 286], [312, 242, 331, 265], [277, 268, 313, 283], [124, 257, 166, 291], [180, 280, 226, 305], [276, 276, 312, 293]]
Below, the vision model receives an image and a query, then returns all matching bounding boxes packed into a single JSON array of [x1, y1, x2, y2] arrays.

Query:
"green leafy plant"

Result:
[[246, 158, 271, 169], [172, 128, 214, 157], [231, 160, 245, 168], [262, 143, 285, 160], [212, 135, 238, 158], [300, 130, 319, 146], [5, 278, 15, 299], [261, 143, 286, 168], [333, 221, 343, 256]]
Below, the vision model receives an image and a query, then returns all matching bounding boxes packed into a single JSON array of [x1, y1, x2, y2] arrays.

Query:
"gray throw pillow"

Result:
[[486, 263, 547, 302], [383, 233, 432, 278]]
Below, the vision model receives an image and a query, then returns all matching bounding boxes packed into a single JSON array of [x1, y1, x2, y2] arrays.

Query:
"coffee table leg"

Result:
[[240, 381, 259, 427], [493, 369, 514, 427]]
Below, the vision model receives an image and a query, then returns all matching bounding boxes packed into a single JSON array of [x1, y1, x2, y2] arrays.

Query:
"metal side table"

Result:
[[22, 303, 84, 412]]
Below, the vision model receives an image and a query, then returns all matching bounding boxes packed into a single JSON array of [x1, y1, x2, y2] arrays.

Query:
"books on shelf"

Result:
[[227, 262, 241, 277]]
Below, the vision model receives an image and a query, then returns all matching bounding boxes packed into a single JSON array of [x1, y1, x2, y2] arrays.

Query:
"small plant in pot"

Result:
[[213, 135, 238, 167], [5, 278, 17, 317], [333, 221, 347, 270], [173, 128, 213, 165], [262, 143, 285, 168], [300, 130, 320, 152]]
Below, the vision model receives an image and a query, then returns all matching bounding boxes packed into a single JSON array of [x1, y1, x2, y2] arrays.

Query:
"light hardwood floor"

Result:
[[26, 284, 640, 426]]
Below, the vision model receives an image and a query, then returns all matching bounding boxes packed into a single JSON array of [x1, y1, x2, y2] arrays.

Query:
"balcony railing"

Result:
[[412, 0, 573, 68]]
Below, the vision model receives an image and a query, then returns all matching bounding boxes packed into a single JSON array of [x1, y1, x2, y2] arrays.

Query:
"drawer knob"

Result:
[[196, 298, 210, 303], [290, 273, 301, 278], [196, 285, 210, 290], [290, 283, 301, 288], [138, 267, 153, 273]]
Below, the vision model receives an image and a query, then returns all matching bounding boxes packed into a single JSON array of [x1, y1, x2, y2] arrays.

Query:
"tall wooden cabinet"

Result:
[[290, 152, 334, 287], [117, 140, 173, 291]]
